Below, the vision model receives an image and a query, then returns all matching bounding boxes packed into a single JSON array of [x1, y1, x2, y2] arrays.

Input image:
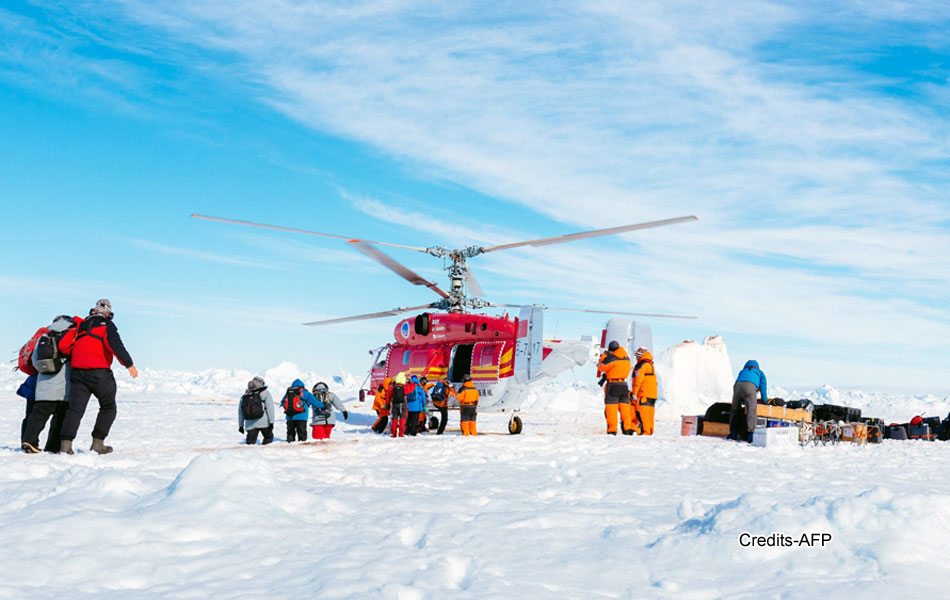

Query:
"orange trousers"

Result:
[[460, 421, 478, 436], [604, 402, 633, 434], [638, 403, 655, 435]]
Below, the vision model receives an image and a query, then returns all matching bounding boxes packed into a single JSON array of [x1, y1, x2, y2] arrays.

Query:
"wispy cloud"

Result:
[[4, 1, 949, 384], [119, 236, 291, 270]]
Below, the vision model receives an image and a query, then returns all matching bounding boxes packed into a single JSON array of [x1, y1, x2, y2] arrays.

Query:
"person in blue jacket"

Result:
[[406, 375, 427, 436], [730, 360, 767, 442], [281, 378, 317, 442]]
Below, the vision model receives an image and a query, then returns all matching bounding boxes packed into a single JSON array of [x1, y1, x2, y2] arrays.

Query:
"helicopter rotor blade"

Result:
[[304, 304, 435, 327], [191, 214, 430, 253], [478, 215, 698, 254], [349, 241, 450, 299], [463, 264, 484, 298], [487, 303, 697, 320]]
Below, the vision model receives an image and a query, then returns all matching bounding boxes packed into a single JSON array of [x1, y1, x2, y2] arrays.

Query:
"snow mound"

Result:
[[656, 336, 734, 417], [649, 486, 950, 592], [144, 452, 281, 518]]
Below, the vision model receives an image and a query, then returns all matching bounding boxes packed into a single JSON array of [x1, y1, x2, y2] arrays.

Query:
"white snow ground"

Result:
[[2, 356, 949, 599]]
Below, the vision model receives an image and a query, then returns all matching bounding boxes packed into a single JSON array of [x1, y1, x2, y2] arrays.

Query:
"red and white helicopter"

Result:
[[193, 213, 697, 433]]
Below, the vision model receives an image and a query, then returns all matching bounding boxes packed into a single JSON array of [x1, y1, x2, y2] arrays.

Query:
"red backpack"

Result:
[[284, 387, 306, 416], [17, 327, 49, 376]]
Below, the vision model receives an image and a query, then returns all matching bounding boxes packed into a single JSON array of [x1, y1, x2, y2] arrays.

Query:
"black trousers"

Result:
[[286, 420, 307, 442], [61, 368, 117, 441], [407, 411, 420, 436], [247, 424, 274, 445], [436, 405, 449, 435], [372, 412, 389, 434], [460, 404, 477, 423], [22, 401, 68, 451], [21, 398, 35, 440]]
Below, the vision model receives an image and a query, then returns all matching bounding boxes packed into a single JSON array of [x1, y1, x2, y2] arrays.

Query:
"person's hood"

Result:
[[291, 378, 306, 388], [462, 380, 476, 389], [638, 351, 653, 361], [394, 372, 407, 385], [382, 377, 392, 386], [410, 375, 419, 383], [612, 347, 629, 360], [743, 360, 759, 370]]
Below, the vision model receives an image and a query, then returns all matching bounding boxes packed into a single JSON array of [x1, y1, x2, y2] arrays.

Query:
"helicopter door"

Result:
[[471, 343, 502, 383], [515, 305, 543, 383], [448, 344, 475, 382]]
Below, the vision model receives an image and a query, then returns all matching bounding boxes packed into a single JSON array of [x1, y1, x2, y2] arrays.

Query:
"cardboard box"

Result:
[[701, 421, 730, 437], [681, 415, 702, 436], [752, 426, 799, 448]]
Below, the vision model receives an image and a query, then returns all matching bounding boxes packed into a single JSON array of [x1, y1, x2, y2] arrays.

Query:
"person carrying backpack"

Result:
[[281, 379, 315, 442], [406, 375, 426, 436], [309, 382, 347, 440], [430, 378, 455, 435], [21, 315, 78, 453], [388, 372, 408, 438], [57, 299, 138, 455], [239, 376, 275, 445]]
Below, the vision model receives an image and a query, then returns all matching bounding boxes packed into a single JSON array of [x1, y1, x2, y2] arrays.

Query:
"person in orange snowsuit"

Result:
[[371, 377, 391, 434], [456, 374, 479, 436], [596, 341, 634, 435], [631, 347, 658, 435]]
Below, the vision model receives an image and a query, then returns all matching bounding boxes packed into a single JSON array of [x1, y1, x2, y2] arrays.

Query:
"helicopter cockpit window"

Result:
[[402, 351, 410, 365]]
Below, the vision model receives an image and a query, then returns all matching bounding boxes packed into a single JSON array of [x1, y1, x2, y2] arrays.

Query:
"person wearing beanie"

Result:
[[596, 340, 634, 435], [57, 299, 138, 455], [239, 376, 275, 445], [631, 346, 657, 435], [20, 315, 78, 454]]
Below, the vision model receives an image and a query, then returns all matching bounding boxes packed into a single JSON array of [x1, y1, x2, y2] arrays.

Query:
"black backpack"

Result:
[[242, 389, 265, 420], [312, 391, 331, 419], [35, 330, 68, 375]]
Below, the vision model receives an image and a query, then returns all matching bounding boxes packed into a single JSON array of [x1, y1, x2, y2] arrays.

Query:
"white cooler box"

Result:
[[752, 426, 799, 448]]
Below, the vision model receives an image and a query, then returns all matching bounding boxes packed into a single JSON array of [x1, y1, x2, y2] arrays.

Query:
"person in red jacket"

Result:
[[57, 299, 138, 455]]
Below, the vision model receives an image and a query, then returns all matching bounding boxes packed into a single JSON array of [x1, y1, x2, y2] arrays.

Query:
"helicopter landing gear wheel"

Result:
[[508, 415, 523, 435], [429, 416, 440, 431]]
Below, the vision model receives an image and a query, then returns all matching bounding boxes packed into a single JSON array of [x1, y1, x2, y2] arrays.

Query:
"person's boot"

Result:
[[60, 439, 74, 455], [21, 442, 41, 454], [90, 438, 113, 455]]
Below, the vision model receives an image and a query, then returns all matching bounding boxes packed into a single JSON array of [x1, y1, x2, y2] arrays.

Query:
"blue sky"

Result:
[[1, 1, 948, 392]]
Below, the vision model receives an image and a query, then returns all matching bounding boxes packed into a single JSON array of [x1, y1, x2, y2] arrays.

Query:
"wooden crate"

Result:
[[701, 421, 730, 437]]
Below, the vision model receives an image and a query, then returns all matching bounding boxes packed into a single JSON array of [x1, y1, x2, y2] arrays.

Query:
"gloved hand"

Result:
[[597, 374, 607, 387], [343, 410, 349, 420], [239, 426, 245, 434]]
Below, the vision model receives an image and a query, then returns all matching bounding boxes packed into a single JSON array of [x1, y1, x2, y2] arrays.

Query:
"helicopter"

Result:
[[192, 212, 698, 433]]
